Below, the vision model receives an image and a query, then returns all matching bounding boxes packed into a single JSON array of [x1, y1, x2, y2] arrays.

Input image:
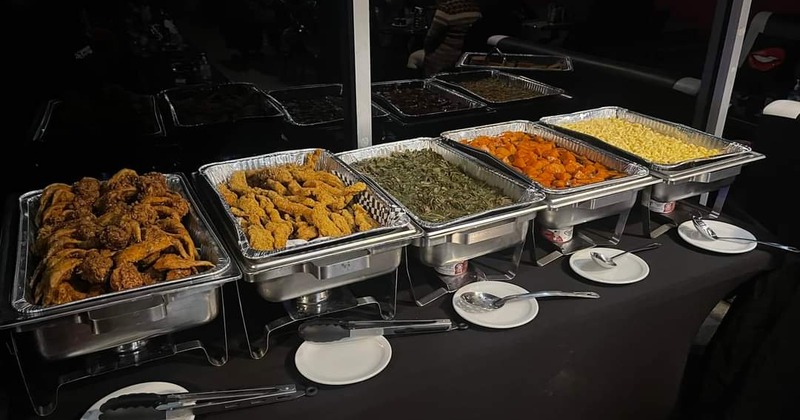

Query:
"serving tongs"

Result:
[[487, 47, 508, 65], [298, 319, 468, 343], [98, 384, 316, 419]]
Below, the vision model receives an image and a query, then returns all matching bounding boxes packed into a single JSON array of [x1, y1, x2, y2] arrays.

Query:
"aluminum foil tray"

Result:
[[456, 52, 574, 72], [160, 82, 283, 128], [431, 70, 564, 105], [336, 138, 545, 230], [13, 173, 234, 315], [198, 148, 410, 260], [267, 83, 388, 127], [540, 106, 752, 171], [372, 79, 487, 120], [32, 96, 166, 142], [440, 121, 650, 195]]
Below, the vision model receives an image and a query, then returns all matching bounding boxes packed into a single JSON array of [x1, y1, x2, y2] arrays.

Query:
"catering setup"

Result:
[[2, 64, 791, 420]]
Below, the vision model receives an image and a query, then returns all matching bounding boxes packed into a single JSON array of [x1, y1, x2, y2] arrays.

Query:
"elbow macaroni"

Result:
[[560, 118, 721, 164]]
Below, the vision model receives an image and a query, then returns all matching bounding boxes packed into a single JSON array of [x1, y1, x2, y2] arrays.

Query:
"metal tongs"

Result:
[[98, 384, 317, 419], [487, 46, 508, 65], [298, 319, 468, 343]]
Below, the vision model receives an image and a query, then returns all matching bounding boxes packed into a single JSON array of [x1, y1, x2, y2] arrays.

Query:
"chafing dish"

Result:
[[160, 82, 283, 128], [336, 138, 547, 267], [432, 70, 565, 105], [267, 83, 388, 127], [371, 79, 487, 121], [540, 106, 765, 236], [197, 149, 420, 302], [441, 120, 650, 195], [539, 106, 752, 171], [2, 174, 240, 360], [456, 52, 574, 72]]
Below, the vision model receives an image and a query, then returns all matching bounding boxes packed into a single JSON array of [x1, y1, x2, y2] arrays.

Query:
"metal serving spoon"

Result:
[[590, 242, 662, 269], [460, 290, 600, 310], [691, 216, 800, 253]]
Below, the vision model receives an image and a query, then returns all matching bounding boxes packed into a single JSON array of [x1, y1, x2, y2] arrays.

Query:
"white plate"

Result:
[[81, 382, 191, 420], [453, 281, 539, 329], [295, 336, 392, 385], [677, 220, 757, 254], [569, 247, 650, 285]]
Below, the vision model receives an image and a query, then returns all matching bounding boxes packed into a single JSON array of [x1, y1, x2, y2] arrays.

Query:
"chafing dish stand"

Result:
[[235, 270, 399, 360], [640, 152, 765, 238]]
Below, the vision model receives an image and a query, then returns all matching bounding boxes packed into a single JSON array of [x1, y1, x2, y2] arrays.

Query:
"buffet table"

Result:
[[2, 213, 777, 420]]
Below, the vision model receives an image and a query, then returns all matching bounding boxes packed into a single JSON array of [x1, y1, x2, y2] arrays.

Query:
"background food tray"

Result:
[[13, 173, 234, 315], [539, 106, 752, 171], [440, 121, 650, 195], [198, 148, 410, 261], [371, 79, 487, 120], [267, 83, 388, 127], [432, 70, 564, 105], [336, 138, 545, 230], [160, 82, 283, 128], [456, 52, 574, 72]]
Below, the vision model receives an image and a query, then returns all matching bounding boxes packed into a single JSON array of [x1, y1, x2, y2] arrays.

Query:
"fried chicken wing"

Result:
[[152, 254, 215, 271], [109, 263, 146, 291], [78, 249, 113, 284], [30, 168, 212, 307], [73, 177, 101, 203]]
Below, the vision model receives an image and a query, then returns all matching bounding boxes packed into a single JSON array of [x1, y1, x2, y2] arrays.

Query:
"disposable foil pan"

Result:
[[540, 106, 752, 171], [371, 79, 487, 120], [267, 83, 388, 127], [32, 96, 166, 142], [431, 70, 564, 105], [440, 120, 650, 195], [336, 138, 545, 231], [12, 173, 235, 316], [198, 149, 411, 261], [160, 82, 283, 128], [456, 52, 574, 72]]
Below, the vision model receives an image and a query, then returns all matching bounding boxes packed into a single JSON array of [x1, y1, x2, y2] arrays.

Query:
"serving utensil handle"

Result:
[[716, 237, 800, 253], [501, 291, 600, 303]]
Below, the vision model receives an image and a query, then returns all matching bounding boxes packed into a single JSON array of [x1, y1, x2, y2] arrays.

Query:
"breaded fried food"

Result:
[[294, 222, 318, 241], [311, 205, 342, 237], [216, 151, 380, 251], [218, 183, 239, 206], [353, 204, 379, 232], [32, 169, 213, 307], [247, 224, 275, 251], [267, 221, 293, 249], [330, 213, 352, 235], [152, 254, 215, 271]]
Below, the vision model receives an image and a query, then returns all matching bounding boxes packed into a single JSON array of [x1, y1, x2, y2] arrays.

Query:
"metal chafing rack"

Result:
[[196, 149, 420, 358], [371, 79, 488, 121], [160, 82, 283, 128], [337, 138, 547, 304], [440, 121, 659, 266], [0, 173, 241, 416], [456, 52, 574, 72], [431, 70, 565, 106], [266, 83, 388, 127], [539, 107, 765, 237]]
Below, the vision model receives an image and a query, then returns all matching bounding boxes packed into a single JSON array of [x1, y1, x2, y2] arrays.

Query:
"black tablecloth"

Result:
[[2, 217, 778, 420]]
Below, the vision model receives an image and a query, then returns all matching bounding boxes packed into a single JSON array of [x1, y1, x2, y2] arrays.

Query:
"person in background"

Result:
[[420, 0, 482, 76]]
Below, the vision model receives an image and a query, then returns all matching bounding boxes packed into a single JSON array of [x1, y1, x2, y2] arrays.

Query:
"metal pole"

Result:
[[350, 0, 373, 148], [705, 0, 752, 136]]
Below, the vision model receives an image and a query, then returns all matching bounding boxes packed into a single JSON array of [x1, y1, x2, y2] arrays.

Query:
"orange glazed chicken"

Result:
[[461, 131, 625, 189]]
